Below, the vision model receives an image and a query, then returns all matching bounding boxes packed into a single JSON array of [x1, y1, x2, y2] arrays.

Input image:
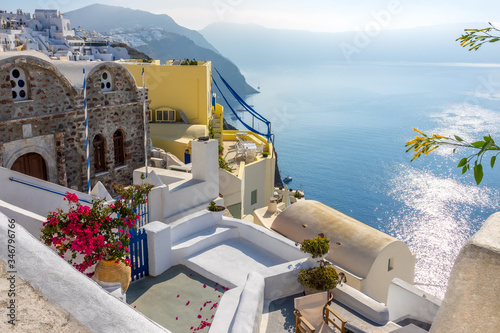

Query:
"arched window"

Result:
[[100, 70, 113, 92], [10, 67, 28, 101], [113, 130, 125, 166], [93, 134, 106, 173]]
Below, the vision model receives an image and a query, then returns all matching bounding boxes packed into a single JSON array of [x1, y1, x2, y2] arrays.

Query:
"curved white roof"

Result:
[[272, 200, 406, 278], [0, 51, 132, 89]]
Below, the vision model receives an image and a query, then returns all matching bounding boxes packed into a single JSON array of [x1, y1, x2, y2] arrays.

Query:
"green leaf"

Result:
[[453, 148, 457, 154], [491, 156, 496, 168], [457, 158, 468, 167], [471, 141, 485, 148], [454, 135, 464, 142], [489, 38, 500, 43], [474, 164, 484, 185], [462, 165, 468, 174], [484, 135, 492, 143]]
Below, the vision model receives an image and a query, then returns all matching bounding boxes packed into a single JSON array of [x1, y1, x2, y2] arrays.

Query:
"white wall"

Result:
[[241, 157, 275, 216], [231, 272, 265, 333], [219, 169, 241, 208], [387, 278, 441, 324], [0, 212, 169, 333], [135, 139, 220, 222], [363, 241, 416, 303], [0, 167, 95, 235]]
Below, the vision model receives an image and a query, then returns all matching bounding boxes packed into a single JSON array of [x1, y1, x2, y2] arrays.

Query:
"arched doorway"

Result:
[[11, 153, 48, 181]]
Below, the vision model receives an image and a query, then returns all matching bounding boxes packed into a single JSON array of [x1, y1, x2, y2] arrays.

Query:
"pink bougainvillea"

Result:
[[41, 184, 153, 275]]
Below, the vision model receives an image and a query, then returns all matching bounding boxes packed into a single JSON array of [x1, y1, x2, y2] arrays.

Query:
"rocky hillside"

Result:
[[65, 4, 257, 95]]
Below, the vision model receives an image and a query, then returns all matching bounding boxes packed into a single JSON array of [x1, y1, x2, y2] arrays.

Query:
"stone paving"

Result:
[[127, 265, 227, 333]]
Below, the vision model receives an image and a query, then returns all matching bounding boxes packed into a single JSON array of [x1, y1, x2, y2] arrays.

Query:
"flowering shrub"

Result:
[[41, 183, 153, 275]]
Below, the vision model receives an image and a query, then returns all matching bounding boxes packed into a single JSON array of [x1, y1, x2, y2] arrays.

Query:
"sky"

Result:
[[6, 0, 500, 32]]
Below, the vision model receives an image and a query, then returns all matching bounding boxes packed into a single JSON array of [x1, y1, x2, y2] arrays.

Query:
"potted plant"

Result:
[[298, 234, 330, 259], [41, 183, 153, 292], [262, 152, 269, 158], [207, 200, 226, 220], [297, 234, 339, 294], [294, 190, 303, 199]]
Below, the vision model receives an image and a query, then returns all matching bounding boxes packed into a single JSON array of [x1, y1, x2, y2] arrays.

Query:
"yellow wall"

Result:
[[150, 123, 207, 161], [123, 62, 212, 126]]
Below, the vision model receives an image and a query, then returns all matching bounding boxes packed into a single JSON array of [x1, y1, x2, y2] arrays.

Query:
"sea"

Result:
[[225, 61, 500, 299]]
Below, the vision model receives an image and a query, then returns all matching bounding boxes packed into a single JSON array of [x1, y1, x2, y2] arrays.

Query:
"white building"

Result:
[[0, 8, 130, 61], [257, 199, 416, 303]]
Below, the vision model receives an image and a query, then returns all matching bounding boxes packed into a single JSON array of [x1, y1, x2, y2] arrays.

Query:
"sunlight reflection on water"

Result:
[[430, 103, 500, 156], [387, 164, 500, 299]]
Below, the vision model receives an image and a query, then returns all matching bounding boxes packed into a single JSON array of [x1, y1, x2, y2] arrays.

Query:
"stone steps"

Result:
[[171, 225, 238, 265]]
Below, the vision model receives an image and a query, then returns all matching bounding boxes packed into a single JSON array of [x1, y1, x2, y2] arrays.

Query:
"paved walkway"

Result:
[[127, 265, 227, 333], [264, 293, 301, 333]]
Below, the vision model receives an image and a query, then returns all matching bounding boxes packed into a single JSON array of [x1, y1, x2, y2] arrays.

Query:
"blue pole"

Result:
[[83, 68, 90, 194]]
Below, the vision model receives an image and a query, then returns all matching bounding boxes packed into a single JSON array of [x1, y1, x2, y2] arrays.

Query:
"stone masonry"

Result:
[[0, 53, 149, 193]]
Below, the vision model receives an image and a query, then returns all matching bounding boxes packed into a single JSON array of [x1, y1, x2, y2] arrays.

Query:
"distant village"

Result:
[[0, 9, 130, 61]]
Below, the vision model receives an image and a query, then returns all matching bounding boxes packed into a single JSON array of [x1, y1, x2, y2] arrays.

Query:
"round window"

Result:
[[100, 71, 113, 92], [10, 67, 28, 101]]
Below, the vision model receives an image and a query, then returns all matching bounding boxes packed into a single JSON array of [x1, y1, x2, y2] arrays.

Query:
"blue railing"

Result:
[[9, 177, 93, 204]]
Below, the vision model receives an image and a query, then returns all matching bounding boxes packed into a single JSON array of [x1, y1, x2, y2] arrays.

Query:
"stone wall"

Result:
[[0, 54, 149, 193]]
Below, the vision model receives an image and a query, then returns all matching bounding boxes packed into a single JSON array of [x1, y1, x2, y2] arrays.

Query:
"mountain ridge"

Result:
[[65, 4, 257, 95], [200, 21, 499, 67]]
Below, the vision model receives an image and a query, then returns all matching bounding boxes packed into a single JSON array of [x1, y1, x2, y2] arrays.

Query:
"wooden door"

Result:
[[11, 153, 48, 181]]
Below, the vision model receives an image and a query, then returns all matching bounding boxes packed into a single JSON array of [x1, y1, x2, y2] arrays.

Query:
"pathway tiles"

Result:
[[127, 265, 227, 333], [265, 293, 301, 333]]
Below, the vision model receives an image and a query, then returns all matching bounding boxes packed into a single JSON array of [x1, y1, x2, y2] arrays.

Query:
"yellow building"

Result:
[[121, 59, 275, 221], [122, 60, 221, 160]]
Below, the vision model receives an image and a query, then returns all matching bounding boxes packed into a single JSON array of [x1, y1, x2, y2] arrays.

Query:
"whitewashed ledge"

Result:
[[0, 211, 169, 333]]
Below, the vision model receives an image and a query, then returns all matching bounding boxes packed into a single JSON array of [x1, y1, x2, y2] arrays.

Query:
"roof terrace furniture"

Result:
[[235, 142, 246, 160], [235, 132, 247, 143], [294, 291, 346, 333]]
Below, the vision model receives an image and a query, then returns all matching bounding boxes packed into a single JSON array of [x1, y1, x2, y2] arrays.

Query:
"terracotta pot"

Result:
[[94, 259, 131, 292]]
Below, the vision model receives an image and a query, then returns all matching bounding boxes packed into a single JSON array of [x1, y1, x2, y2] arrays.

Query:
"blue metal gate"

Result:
[[129, 227, 149, 281], [128, 202, 150, 281]]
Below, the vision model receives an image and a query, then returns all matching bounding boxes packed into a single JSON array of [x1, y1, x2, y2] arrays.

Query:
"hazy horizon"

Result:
[[6, 1, 499, 33]]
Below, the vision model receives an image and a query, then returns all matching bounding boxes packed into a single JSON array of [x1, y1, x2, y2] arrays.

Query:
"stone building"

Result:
[[0, 51, 149, 192]]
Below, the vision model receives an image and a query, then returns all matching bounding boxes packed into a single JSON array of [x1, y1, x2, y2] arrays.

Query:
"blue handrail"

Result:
[[212, 68, 272, 139], [9, 177, 93, 204]]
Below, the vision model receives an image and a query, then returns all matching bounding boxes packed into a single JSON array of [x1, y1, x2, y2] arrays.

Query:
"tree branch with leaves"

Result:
[[406, 128, 500, 184], [457, 22, 500, 51], [406, 24, 500, 184]]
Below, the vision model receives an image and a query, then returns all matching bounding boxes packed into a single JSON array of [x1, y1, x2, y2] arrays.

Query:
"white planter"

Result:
[[207, 206, 226, 221]]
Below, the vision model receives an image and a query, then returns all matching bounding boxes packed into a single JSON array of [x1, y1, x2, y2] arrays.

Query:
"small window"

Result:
[[113, 130, 125, 166], [251, 190, 257, 205], [155, 109, 176, 123], [388, 257, 394, 271], [93, 134, 106, 173], [10, 67, 28, 101], [100, 70, 113, 92]]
